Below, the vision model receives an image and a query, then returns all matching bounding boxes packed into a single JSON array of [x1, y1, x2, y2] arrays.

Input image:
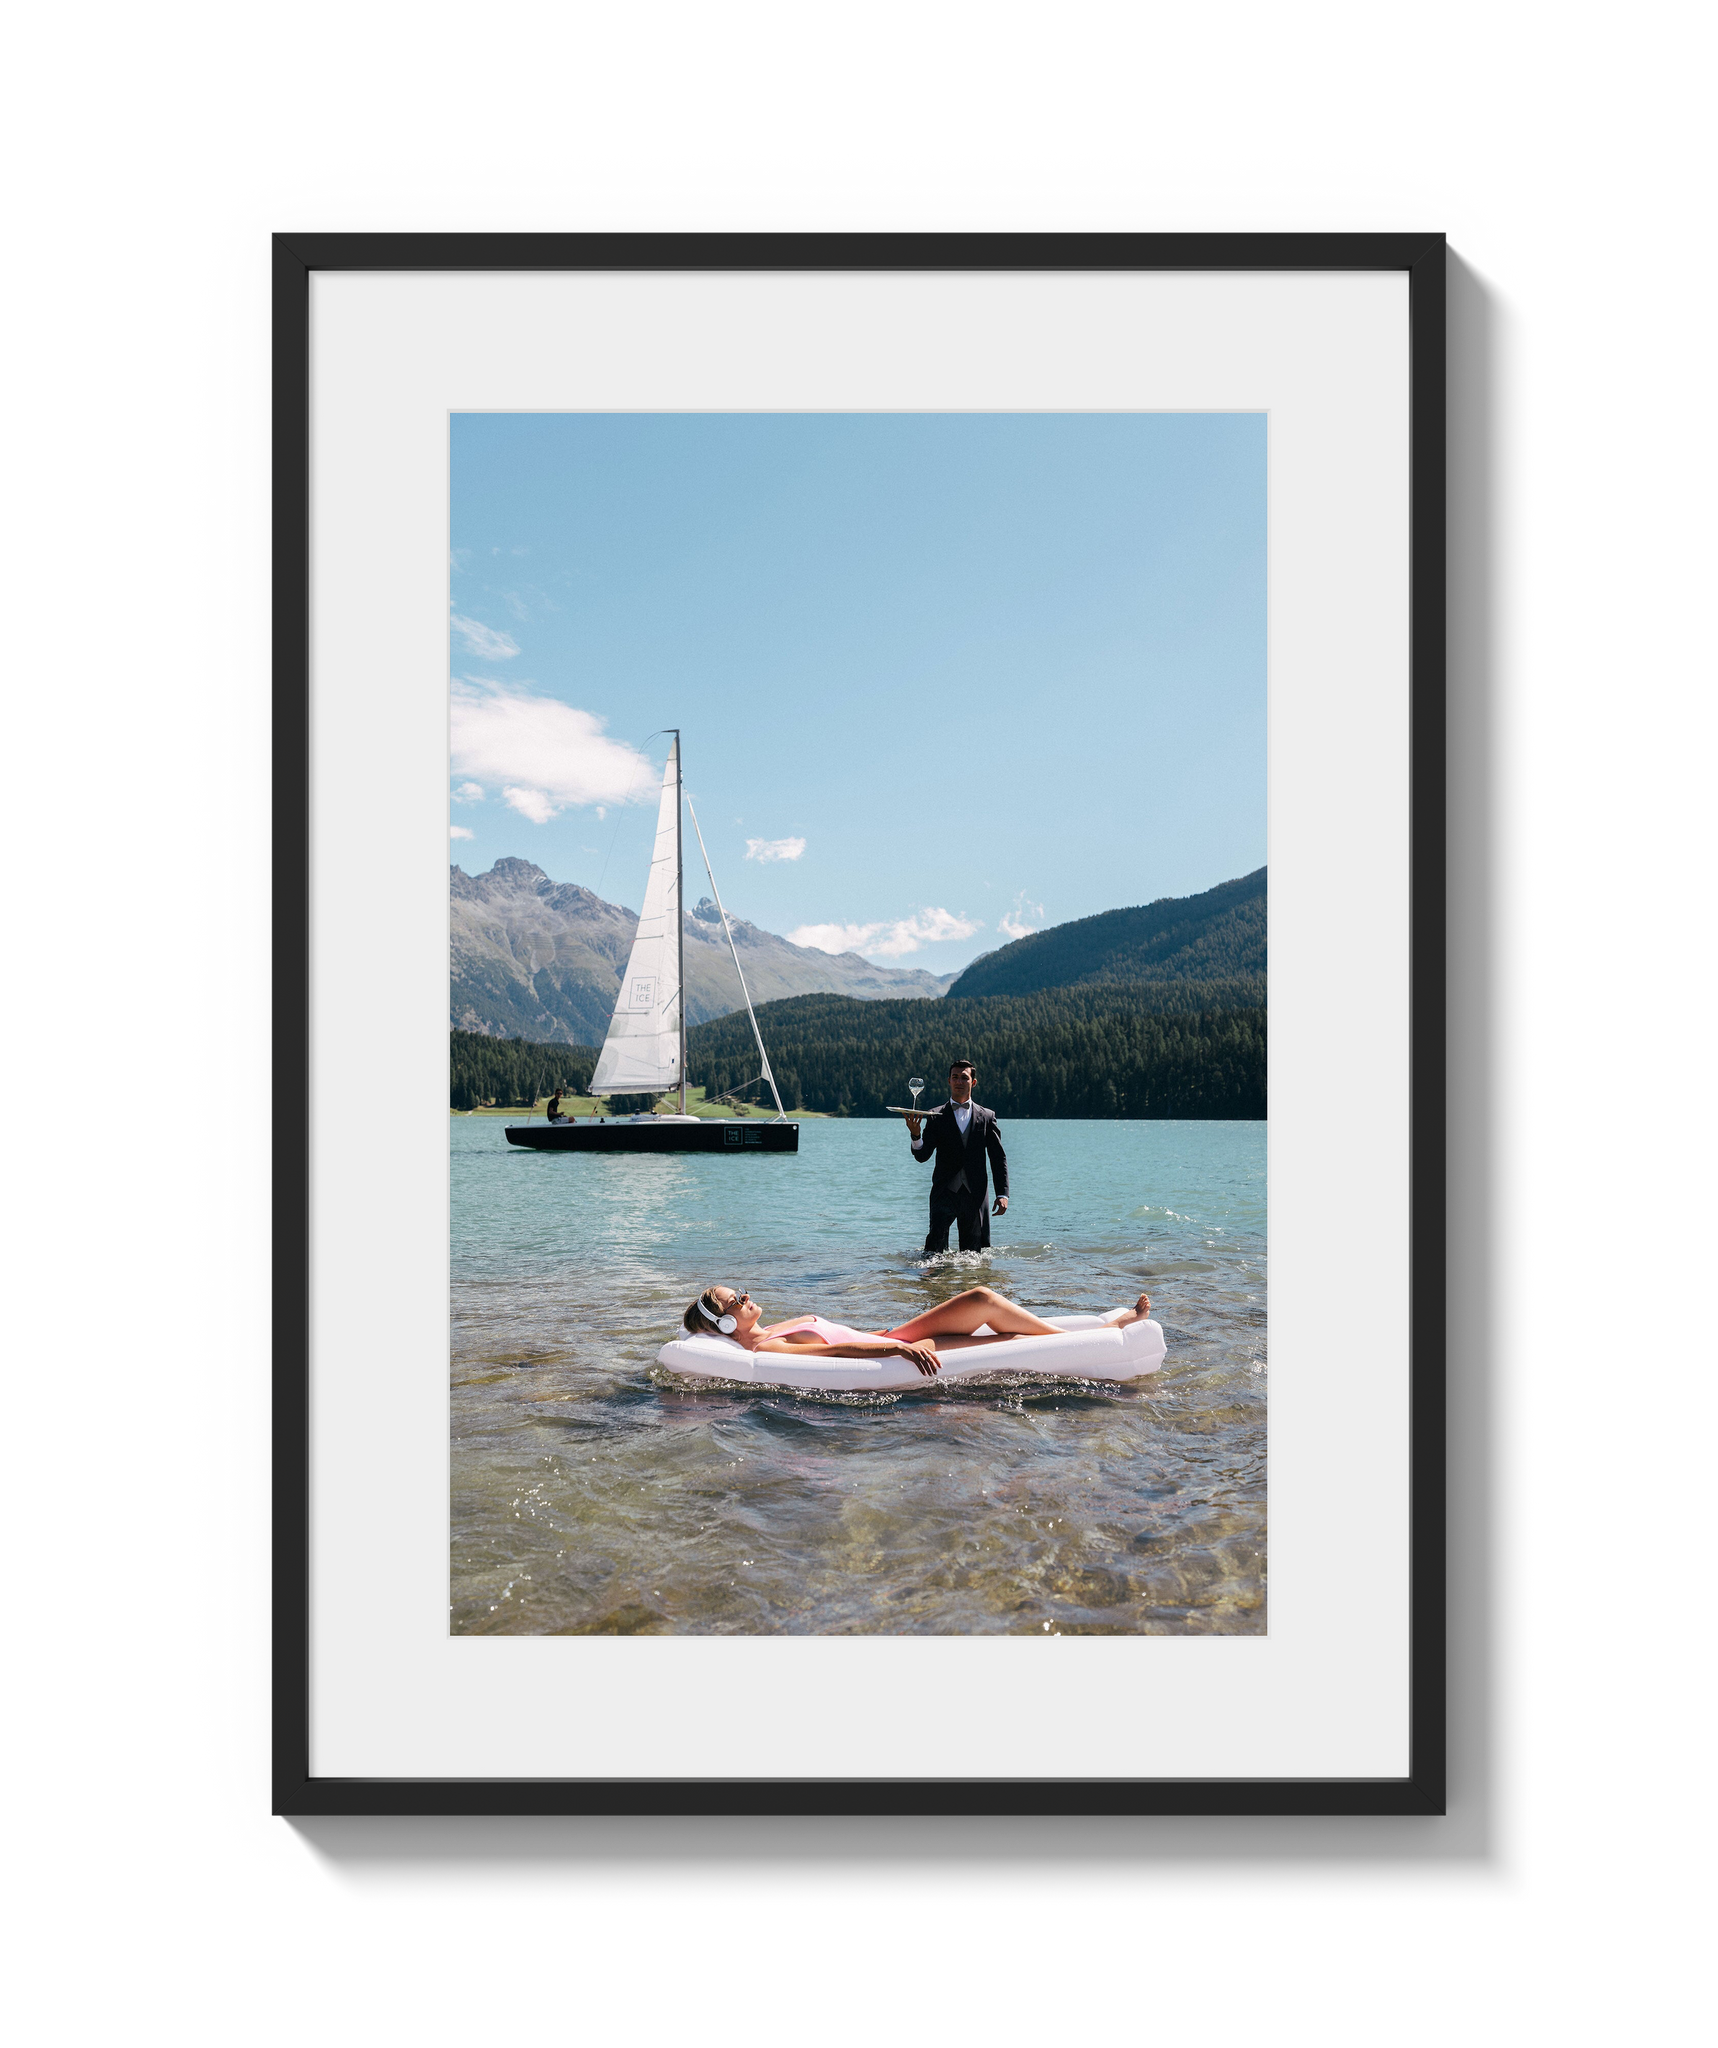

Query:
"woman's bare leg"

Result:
[[883, 1286, 1061, 1343]]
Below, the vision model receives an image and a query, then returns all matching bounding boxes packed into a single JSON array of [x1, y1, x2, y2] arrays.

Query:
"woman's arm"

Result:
[[753, 1337, 940, 1376]]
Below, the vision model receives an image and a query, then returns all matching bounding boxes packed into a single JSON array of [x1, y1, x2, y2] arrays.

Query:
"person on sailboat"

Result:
[[903, 1060, 1008, 1257], [682, 1284, 1153, 1379], [545, 1089, 572, 1124]]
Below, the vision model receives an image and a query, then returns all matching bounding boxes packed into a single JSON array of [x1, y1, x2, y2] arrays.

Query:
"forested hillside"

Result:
[[450, 1030, 598, 1110], [688, 990, 1264, 1120], [946, 867, 1265, 1001]]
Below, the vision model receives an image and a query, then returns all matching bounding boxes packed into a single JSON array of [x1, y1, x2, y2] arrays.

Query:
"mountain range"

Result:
[[451, 858, 1266, 1046], [945, 867, 1266, 1002], [451, 857, 955, 1045]]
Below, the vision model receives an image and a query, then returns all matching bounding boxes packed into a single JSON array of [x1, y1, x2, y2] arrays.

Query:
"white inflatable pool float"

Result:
[[656, 1313, 1165, 1393]]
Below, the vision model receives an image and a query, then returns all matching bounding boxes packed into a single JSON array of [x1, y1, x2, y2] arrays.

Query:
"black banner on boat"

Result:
[[504, 1121, 799, 1154]]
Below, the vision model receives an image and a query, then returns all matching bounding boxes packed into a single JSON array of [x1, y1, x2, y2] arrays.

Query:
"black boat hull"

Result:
[[504, 1120, 799, 1154]]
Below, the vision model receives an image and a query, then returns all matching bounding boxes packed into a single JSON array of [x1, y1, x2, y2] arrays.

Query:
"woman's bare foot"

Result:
[[1108, 1291, 1153, 1327]]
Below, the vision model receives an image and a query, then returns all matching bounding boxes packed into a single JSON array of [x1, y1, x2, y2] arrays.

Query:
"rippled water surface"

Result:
[[452, 1116, 1265, 1634]]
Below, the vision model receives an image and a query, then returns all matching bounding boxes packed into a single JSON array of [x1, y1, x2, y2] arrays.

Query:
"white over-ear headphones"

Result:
[[698, 1293, 739, 1335]]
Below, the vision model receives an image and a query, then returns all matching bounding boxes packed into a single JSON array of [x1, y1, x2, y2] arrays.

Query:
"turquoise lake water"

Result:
[[451, 1115, 1266, 1634]]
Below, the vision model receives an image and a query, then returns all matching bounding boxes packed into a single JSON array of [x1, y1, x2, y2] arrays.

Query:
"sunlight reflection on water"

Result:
[[451, 1116, 1265, 1634]]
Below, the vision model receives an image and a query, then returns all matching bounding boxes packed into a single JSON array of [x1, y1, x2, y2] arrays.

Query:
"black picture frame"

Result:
[[274, 231, 1446, 1818]]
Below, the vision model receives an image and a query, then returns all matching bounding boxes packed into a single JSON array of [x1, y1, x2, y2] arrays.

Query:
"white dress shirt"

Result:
[[911, 1098, 974, 1140]]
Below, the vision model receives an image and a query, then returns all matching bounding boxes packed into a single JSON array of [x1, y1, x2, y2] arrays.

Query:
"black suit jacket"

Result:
[[910, 1101, 1008, 1204]]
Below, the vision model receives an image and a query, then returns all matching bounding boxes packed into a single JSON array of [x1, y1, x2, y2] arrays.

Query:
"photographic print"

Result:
[[448, 410, 1267, 1637]]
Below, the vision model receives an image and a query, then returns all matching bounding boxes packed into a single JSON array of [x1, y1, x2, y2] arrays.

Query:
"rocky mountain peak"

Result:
[[484, 857, 551, 892], [452, 859, 955, 1044]]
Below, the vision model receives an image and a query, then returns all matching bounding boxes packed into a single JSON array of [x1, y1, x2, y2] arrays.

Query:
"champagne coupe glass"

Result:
[[908, 1075, 925, 1114]]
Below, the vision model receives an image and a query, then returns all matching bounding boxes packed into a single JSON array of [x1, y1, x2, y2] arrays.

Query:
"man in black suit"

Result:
[[904, 1059, 1009, 1257]]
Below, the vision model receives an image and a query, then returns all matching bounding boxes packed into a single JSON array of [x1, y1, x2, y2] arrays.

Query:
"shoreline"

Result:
[[456, 1085, 828, 1120]]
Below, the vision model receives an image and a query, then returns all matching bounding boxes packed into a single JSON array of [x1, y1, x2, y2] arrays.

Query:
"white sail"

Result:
[[591, 739, 683, 1097]]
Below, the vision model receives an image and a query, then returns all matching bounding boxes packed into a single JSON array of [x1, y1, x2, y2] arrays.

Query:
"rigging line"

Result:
[[704, 1078, 765, 1111], [685, 796, 788, 1121], [592, 730, 666, 904], [590, 805, 628, 903]]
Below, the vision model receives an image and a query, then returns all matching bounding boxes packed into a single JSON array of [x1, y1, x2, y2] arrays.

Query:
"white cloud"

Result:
[[453, 781, 485, 803], [502, 786, 557, 824], [449, 825, 474, 841], [450, 681, 658, 824], [999, 894, 1046, 941], [789, 922, 876, 956], [745, 836, 806, 864], [450, 613, 520, 660], [788, 907, 982, 960]]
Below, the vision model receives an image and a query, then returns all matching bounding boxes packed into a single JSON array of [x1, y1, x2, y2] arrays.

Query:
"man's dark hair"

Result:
[[949, 1059, 975, 1077]]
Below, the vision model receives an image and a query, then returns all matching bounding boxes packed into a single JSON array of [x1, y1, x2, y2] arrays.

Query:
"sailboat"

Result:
[[504, 732, 799, 1154]]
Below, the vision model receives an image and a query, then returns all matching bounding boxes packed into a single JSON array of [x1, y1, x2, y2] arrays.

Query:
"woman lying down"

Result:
[[684, 1284, 1154, 1379]]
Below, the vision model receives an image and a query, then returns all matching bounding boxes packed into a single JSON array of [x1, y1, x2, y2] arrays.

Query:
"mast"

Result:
[[674, 731, 686, 1115], [686, 796, 788, 1120]]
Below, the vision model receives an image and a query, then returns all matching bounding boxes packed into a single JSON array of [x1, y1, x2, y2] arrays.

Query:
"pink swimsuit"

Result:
[[773, 1315, 875, 1346]]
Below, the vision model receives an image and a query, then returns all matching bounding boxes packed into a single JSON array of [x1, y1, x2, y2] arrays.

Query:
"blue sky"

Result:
[[450, 412, 1264, 973]]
